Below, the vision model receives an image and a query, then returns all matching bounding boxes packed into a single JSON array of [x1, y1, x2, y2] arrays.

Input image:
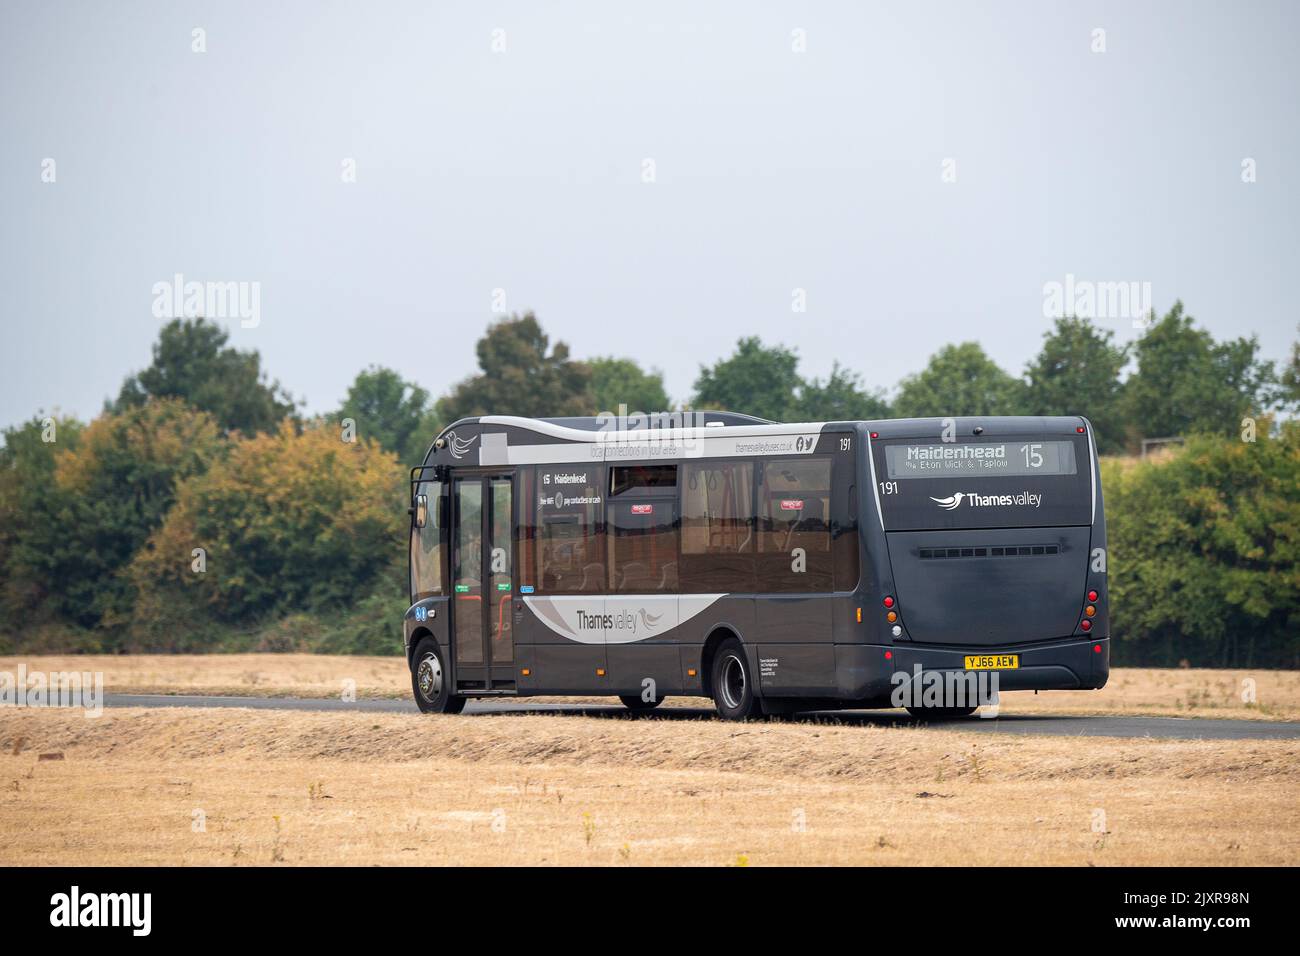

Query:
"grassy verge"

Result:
[[1, 707, 1294, 866]]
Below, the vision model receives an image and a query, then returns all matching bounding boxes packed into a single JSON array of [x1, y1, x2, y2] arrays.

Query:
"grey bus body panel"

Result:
[[885, 527, 1091, 645], [403, 596, 451, 664], [890, 638, 1108, 692], [867, 416, 1107, 653]]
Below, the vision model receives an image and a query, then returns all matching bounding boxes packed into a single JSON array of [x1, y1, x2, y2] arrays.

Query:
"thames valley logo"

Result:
[[931, 491, 1042, 510], [575, 607, 664, 635]]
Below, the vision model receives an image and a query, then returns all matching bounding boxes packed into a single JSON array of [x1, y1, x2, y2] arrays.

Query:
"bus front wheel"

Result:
[[412, 638, 467, 715], [711, 639, 760, 721]]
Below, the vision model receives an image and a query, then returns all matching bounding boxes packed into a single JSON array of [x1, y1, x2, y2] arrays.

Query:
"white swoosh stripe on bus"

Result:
[[523, 594, 726, 644]]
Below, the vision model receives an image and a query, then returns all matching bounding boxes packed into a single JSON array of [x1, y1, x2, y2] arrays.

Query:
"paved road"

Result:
[[99, 693, 1300, 740]]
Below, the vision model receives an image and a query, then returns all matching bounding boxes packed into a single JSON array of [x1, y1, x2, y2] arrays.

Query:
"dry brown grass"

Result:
[[0, 654, 403, 700], [998, 667, 1300, 721], [3, 654, 1296, 721], [0, 707, 1296, 865]]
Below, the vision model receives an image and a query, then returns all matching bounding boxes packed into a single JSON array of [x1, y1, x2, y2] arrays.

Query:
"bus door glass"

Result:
[[451, 474, 515, 685], [488, 477, 514, 667], [452, 478, 484, 668]]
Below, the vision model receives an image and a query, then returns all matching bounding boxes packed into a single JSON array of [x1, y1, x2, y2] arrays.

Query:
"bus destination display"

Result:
[[884, 440, 1078, 480]]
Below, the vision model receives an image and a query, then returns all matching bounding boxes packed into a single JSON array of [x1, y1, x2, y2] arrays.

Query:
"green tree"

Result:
[[50, 400, 226, 633], [693, 337, 801, 422], [114, 317, 296, 434], [1024, 317, 1129, 453], [588, 357, 671, 416], [0, 414, 84, 629], [1103, 423, 1300, 668], [790, 362, 890, 421], [437, 313, 594, 422], [335, 365, 433, 464], [893, 342, 1026, 419], [129, 421, 404, 636], [1280, 325, 1300, 408], [1123, 302, 1276, 442]]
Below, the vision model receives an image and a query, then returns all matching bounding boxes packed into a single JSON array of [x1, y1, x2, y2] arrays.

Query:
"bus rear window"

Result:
[[873, 435, 1091, 530]]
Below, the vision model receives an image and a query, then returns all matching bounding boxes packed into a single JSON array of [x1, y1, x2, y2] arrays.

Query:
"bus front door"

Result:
[[451, 474, 516, 693]]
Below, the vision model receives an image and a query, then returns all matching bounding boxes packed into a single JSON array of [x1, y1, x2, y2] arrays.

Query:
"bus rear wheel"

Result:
[[905, 705, 977, 720], [711, 639, 759, 721], [618, 695, 663, 712], [411, 638, 467, 715]]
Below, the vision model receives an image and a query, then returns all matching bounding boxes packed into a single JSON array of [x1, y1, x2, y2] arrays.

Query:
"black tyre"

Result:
[[411, 638, 467, 714], [618, 694, 663, 712], [710, 638, 759, 721], [905, 705, 978, 720]]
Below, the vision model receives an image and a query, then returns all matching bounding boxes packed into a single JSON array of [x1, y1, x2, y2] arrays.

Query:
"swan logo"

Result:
[[931, 493, 965, 511], [637, 608, 663, 630], [446, 431, 477, 460]]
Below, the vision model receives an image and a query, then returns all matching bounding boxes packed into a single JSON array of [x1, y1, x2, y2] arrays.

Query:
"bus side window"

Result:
[[609, 465, 679, 594], [833, 477, 860, 592], [680, 461, 754, 593], [757, 458, 833, 593], [520, 465, 606, 594], [410, 479, 443, 600]]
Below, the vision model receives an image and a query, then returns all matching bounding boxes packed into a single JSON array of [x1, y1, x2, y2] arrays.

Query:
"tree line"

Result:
[[395, 303, 1289, 457], [1, 304, 1296, 667]]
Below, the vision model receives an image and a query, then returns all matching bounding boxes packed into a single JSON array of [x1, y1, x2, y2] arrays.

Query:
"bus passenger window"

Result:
[[520, 466, 605, 594], [681, 461, 754, 593], [609, 465, 679, 594], [757, 458, 832, 592]]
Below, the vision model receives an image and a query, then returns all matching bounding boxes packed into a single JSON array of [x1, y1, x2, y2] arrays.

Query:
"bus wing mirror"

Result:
[[414, 494, 428, 528]]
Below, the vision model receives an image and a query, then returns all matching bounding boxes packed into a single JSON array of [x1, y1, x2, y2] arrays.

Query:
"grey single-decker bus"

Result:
[[404, 412, 1109, 720]]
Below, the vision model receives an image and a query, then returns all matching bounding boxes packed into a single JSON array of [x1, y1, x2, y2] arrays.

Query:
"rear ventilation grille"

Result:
[[919, 545, 1060, 560]]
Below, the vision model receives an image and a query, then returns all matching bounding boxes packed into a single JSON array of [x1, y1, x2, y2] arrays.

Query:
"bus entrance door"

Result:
[[451, 474, 516, 693]]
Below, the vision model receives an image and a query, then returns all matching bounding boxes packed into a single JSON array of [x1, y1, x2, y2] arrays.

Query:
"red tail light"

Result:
[[883, 596, 895, 609], [1088, 590, 1098, 602], [1093, 644, 1102, 654], [1081, 619, 1092, 632]]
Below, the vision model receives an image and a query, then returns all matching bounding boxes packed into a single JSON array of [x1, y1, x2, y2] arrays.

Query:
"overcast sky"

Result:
[[2, 0, 1297, 430]]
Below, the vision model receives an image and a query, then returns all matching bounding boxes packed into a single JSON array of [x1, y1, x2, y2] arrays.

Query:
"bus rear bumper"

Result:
[[835, 637, 1110, 701]]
